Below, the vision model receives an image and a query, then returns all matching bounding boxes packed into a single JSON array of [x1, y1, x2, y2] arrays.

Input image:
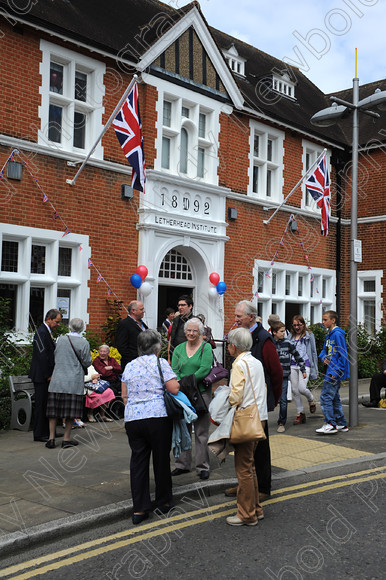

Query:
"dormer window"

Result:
[[272, 72, 296, 100], [222, 44, 246, 77]]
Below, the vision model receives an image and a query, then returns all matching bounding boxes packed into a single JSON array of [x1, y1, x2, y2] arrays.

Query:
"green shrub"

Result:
[[101, 299, 124, 346], [0, 298, 33, 430], [309, 322, 385, 381]]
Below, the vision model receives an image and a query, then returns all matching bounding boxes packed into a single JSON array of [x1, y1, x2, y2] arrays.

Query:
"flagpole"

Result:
[[66, 74, 138, 186], [263, 148, 327, 225]]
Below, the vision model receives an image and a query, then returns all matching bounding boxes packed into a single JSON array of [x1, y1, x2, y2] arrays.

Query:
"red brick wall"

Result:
[[1, 21, 384, 333]]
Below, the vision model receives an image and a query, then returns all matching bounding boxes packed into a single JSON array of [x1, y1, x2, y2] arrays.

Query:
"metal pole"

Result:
[[349, 77, 359, 427], [66, 75, 138, 186]]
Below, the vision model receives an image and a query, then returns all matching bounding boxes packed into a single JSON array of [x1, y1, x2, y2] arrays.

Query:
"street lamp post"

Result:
[[310, 74, 386, 427]]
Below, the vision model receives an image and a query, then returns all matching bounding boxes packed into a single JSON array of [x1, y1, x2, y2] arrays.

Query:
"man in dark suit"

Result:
[[29, 309, 62, 442], [116, 301, 148, 371]]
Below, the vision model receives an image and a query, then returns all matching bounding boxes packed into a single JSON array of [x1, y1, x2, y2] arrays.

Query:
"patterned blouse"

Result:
[[122, 355, 176, 422]]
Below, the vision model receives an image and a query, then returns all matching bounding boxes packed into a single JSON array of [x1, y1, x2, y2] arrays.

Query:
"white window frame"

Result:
[[222, 44, 246, 77], [253, 260, 336, 326], [0, 224, 90, 340], [272, 73, 296, 99], [249, 120, 284, 202], [358, 270, 383, 333], [302, 140, 331, 212], [39, 40, 105, 157], [155, 80, 220, 184]]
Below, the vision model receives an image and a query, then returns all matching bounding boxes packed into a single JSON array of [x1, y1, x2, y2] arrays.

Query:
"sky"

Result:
[[167, 0, 385, 94]]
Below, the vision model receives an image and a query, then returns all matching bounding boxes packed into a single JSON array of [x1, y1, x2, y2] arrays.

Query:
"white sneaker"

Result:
[[315, 423, 338, 434], [336, 425, 349, 432], [277, 424, 285, 433], [226, 514, 258, 526]]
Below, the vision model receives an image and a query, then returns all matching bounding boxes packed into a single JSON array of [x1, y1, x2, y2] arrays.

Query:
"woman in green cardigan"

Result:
[[171, 317, 213, 480]]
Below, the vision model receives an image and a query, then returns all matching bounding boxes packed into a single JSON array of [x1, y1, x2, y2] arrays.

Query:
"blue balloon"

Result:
[[216, 281, 227, 295], [130, 273, 142, 289]]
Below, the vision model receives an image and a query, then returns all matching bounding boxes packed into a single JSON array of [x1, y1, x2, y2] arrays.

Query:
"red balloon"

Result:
[[136, 265, 148, 280], [209, 272, 220, 286]]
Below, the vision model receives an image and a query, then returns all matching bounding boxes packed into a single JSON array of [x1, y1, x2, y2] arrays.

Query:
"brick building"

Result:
[[0, 0, 384, 342]]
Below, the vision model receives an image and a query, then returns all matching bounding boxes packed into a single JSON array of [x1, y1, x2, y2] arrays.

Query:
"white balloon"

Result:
[[208, 286, 218, 298], [140, 281, 152, 296]]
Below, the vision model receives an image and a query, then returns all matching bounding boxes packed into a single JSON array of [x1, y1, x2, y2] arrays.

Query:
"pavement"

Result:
[[0, 378, 385, 557]]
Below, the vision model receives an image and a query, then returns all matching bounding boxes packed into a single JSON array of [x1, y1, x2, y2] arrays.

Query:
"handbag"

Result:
[[67, 335, 88, 375], [157, 358, 183, 420], [202, 349, 229, 388], [229, 361, 266, 445], [179, 374, 207, 414], [84, 379, 110, 394]]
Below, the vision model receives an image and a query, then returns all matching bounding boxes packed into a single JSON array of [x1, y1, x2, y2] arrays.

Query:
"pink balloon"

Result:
[[209, 272, 220, 286], [136, 265, 148, 280]]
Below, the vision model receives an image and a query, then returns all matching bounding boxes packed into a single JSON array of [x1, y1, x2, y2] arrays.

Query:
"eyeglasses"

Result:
[[186, 329, 199, 334]]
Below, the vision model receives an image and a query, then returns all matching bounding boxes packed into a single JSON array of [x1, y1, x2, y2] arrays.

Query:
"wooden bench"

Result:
[[9, 375, 34, 431]]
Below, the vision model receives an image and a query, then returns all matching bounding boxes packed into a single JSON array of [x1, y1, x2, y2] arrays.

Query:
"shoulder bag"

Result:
[[157, 358, 183, 420], [202, 345, 229, 388], [229, 360, 266, 445], [179, 374, 207, 414], [67, 335, 88, 375]]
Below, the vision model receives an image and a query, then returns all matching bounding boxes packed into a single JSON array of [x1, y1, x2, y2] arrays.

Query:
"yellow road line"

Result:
[[1, 468, 385, 580], [269, 464, 386, 495]]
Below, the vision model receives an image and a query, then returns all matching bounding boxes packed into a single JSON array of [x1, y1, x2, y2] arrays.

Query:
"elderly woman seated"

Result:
[[92, 344, 122, 395], [84, 365, 115, 423]]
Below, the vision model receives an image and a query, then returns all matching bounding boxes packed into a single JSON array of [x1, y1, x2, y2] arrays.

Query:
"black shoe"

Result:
[[154, 502, 175, 514], [132, 512, 149, 525], [199, 470, 210, 480], [55, 433, 64, 438], [45, 439, 56, 449], [62, 440, 79, 448], [34, 436, 49, 442], [362, 400, 379, 408], [171, 468, 190, 476]]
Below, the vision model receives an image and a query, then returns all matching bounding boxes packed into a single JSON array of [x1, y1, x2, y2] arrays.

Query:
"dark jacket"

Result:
[[251, 323, 283, 411], [29, 324, 55, 383], [170, 312, 193, 349], [116, 316, 148, 371], [273, 338, 306, 378]]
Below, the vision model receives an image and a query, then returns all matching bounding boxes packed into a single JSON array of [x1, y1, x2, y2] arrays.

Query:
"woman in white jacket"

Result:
[[226, 327, 268, 527]]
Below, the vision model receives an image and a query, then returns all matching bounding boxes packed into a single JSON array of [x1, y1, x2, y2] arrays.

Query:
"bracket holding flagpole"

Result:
[[66, 74, 138, 186], [263, 148, 327, 226]]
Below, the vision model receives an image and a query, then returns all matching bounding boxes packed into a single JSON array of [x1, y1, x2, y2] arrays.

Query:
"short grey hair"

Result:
[[228, 327, 253, 352], [69, 318, 84, 333], [236, 300, 257, 318], [184, 317, 204, 336], [137, 329, 162, 356], [128, 301, 140, 314], [267, 313, 280, 327], [99, 344, 110, 353]]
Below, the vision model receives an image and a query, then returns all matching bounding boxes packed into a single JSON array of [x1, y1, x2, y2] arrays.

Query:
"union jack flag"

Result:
[[113, 82, 146, 193], [305, 154, 330, 236]]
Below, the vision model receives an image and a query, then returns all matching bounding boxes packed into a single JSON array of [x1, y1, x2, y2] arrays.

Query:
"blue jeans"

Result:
[[320, 376, 347, 426], [278, 377, 289, 426]]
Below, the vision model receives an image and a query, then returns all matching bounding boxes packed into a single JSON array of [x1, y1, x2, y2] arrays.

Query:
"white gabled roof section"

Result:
[[137, 5, 244, 110]]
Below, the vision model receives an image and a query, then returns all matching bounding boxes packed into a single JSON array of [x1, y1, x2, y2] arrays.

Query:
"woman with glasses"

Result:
[[289, 315, 319, 424], [171, 317, 213, 480]]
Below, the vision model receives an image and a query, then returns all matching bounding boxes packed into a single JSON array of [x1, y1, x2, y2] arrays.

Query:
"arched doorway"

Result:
[[157, 249, 194, 328]]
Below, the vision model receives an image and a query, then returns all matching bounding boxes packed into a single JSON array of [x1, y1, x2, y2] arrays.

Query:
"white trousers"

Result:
[[290, 367, 312, 414]]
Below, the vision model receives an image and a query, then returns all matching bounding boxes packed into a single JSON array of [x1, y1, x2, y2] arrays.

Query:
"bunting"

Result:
[[1, 148, 128, 311]]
